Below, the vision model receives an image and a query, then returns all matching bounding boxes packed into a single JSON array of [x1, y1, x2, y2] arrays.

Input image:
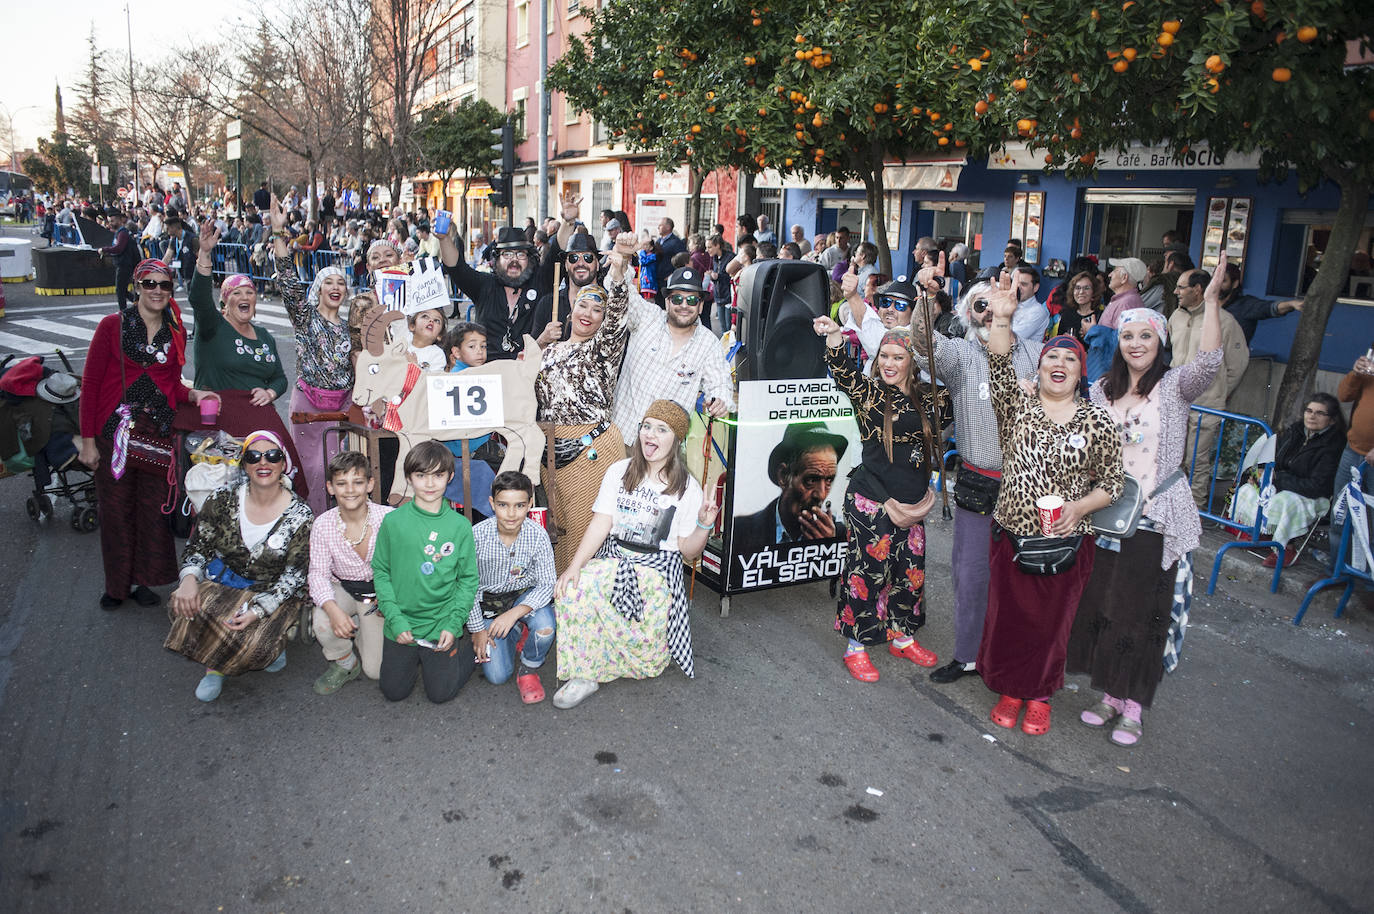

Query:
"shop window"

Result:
[[1275, 209, 1374, 301], [515, 0, 529, 47]]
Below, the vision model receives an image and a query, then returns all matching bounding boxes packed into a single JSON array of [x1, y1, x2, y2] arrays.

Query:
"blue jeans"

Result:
[[482, 601, 556, 684], [1328, 444, 1371, 568]]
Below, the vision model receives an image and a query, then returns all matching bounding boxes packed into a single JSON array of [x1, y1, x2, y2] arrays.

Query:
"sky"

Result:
[[2, 0, 250, 157]]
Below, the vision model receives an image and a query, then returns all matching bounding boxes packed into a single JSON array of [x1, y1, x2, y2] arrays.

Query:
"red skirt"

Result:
[[977, 528, 1095, 700]]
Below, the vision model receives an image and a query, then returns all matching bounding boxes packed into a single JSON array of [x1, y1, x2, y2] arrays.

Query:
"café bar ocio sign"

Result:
[[988, 142, 1263, 172]]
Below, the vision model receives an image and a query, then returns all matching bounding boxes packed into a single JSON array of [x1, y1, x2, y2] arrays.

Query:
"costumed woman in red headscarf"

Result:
[[78, 258, 220, 609]]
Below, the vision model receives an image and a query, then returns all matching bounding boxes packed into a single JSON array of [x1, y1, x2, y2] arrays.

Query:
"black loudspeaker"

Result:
[[738, 259, 830, 381]]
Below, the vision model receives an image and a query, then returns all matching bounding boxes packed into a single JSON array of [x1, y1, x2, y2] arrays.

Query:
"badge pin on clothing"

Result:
[[1068, 433, 1087, 449]]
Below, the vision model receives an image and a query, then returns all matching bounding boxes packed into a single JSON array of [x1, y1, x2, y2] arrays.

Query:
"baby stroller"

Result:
[[0, 353, 99, 532]]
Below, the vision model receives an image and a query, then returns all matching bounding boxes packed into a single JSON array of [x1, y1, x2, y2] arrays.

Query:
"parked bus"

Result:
[[0, 170, 34, 217]]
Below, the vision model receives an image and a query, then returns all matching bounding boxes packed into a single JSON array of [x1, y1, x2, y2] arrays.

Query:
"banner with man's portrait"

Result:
[[727, 379, 859, 592]]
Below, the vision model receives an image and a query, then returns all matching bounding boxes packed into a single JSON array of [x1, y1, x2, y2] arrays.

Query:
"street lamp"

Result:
[[0, 102, 41, 170]]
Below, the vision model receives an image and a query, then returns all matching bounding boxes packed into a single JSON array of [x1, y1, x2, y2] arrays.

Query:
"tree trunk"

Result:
[[179, 161, 196, 202], [1271, 171, 1370, 428], [306, 153, 319, 223], [687, 165, 703, 237], [863, 156, 892, 277]]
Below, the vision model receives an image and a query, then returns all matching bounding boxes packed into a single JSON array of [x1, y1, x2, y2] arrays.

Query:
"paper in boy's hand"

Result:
[[414, 637, 440, 650]]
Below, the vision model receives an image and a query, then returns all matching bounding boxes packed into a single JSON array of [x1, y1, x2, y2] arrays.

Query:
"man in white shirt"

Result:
[[1009, 264, 1050, 343], [819, 226, 851, 271], [607, 235, 734, 442]]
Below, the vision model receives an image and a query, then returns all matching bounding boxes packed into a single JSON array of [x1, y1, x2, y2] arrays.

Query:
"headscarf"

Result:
[[1039, 334, 1088, 376], [242, 429, 294, 476], [573, 284, 608, 310], [307, 265, 349, 312], [219, 273, 255, 305], [643, 399, 690, 443], [367, 239, 400, 262], [878, 327, 915, 354], [132, 258, 186, 367], [1117, 307, 1168, 346]]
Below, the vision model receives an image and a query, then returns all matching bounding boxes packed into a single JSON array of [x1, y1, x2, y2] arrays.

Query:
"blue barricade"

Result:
[[1186, 405, 1284, 595], [1293, 469, 1371, 625]]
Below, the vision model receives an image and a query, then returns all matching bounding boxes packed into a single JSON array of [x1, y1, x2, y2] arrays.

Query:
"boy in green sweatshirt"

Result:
[[373, 440, 485, 703]]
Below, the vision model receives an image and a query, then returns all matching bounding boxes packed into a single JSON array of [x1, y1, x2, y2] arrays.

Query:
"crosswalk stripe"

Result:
[[11, 319, 99, 345], [0, 331, 64, 355]]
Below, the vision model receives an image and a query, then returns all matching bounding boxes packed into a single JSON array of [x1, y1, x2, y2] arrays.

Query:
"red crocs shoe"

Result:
[[889, 638, 938, 667], [517, 672, 545, 704], [843, 650, 880, 682], [1021, 700, 1052, 735], [990, 694, 1024, 729]]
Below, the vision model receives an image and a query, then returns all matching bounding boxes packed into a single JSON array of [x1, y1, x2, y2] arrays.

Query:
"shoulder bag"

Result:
[[1089, 468, 1185, 538]]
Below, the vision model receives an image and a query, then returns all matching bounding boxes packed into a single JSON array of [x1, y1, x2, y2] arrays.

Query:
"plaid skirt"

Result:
[[164, 580, 301, 675]]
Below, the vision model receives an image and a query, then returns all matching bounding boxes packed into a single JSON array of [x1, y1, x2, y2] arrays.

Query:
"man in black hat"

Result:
[[609, 249, 735, 442], [532, 231, 603, 345], [733, 423, 848, 549], [436, 198, 579, 360]]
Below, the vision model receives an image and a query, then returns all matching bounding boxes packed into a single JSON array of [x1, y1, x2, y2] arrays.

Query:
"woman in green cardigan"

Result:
[[189, 222, 308, 500]]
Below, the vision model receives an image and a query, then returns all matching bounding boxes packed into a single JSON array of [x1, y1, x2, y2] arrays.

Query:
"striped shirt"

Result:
[[471, 517, 556, 627], [610, 278, 735, 443], [307, 502, 393, 607]]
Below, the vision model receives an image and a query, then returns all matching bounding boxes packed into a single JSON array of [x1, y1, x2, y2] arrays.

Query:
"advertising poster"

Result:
[[727, 379, 861, 592]]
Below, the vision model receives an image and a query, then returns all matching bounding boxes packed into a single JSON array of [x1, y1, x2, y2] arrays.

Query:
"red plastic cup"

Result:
[[199, 396, 220, 426], [1035, 495, 1064, 535], [528, 507, 549, 530]]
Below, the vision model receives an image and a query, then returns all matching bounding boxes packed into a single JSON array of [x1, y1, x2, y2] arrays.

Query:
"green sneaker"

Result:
[[312, 660, 362, 695]]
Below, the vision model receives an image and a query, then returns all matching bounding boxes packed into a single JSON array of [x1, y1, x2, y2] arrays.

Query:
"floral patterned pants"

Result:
[[836, 489, 927, 646]]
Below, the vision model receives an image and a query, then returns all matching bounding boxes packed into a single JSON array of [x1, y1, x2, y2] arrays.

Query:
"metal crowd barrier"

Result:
[[1186, 405, 1283, 595], [1293, 470, 1372, 625]]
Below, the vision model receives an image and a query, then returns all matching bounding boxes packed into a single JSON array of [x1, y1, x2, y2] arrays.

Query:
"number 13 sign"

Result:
[[427, 375, 505, 431]]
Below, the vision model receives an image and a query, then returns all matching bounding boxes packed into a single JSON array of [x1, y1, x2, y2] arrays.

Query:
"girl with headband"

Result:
[[78, 258, 217, 610], [166, 429, 315, 702], [1067, 262, 1228, 748], [551, 400, 718, 709], [812, 306, 941, 685], [977, 272, 1123, 737]]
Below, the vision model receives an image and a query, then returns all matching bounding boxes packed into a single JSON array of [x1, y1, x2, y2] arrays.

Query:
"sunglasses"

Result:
[[138, 279, 174, 291], [580, 433, 598, 462], [971, 299, 990, 314], [876, 295, 911, 312], [566, 252, 598, 265], [668, 293, 702, 307], [243, 448, 286, 465]]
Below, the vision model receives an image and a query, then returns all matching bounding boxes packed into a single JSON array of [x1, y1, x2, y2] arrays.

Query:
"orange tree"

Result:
[[1007, 0, 1374, 425], [551, 0, 1024, 273]]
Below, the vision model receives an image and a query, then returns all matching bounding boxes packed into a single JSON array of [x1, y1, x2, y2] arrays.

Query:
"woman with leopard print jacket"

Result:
[[976, 275, 1124, 738]]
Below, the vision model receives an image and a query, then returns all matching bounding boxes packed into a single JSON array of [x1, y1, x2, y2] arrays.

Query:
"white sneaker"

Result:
[[552, 678, 599, 709]]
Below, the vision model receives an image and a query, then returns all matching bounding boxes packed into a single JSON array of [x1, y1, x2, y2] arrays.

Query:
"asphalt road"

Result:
[[1, 238, 1372, 913]]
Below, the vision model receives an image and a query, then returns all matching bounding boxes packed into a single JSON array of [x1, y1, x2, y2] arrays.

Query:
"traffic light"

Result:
[[488, 174, 511, 211], [490, 120, 515, 176]]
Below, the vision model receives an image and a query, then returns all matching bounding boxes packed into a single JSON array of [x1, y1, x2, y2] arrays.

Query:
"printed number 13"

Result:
[[447, 385, 487, 417]]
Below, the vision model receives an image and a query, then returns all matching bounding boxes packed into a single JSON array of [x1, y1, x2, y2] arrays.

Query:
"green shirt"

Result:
[[188, 271, 289, 398], [372, 499, 479, 642]]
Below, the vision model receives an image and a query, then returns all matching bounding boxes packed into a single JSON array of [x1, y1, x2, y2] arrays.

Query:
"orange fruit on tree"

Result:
[[1206, 77, 1219, 93], [1271, 67, 1292, 82], [1071, 125, 1082, 138], [1121, 0, 1134, 8], [1249, 0, 1266, 18], [691, 124, 702, 133], [1162, 20, 1181, 34], [975, 99, 989, 115], [1079, 151, 1097, 165], [758, 107, 768, 116], [939, 137, 950, 146], [812, 113, 823, 127], [1122, 47, 1137, 61], [1113, 59, 1129, 72], [706, 90, 715, 100], [658, 92, 668, 100], [752, 16, 762, 25], [1297, 26, 1317, 43], [1275, 30, 1286, 44], [1157, 32, 1174, 47], [968, 58, 983, 71], [706, 106, 716, 113], [653, 69, 664, 78], [795, 49, 806, 60], [1205, 54, 1224, 73], [1012, 77, 1028, 92], [1072, 72, 1082, 84], [1090, 8, 1100, 20]]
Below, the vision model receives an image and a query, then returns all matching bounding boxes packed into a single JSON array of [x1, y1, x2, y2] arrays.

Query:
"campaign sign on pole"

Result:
[[427, 374, 505, 432], [725, 378, 859, 592]]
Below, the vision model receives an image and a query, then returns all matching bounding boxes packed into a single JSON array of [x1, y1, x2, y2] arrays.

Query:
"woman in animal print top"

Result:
[[977, 274, 1123, 737]]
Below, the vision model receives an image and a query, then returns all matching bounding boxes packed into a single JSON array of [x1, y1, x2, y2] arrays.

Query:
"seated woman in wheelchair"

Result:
[[1231, 392, 1345, 569]]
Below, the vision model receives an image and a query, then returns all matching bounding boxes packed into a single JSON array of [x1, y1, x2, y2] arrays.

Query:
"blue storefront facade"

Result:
[[769, 144, 1374, 381]]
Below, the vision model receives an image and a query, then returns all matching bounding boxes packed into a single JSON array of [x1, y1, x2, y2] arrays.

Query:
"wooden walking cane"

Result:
[[552, 260, 563, 324], [689, 416, 716, 600]]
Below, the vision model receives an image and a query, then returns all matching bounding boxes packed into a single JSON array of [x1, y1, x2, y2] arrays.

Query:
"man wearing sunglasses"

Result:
[[532, 231, 603, 345], [609, 238, 734, 443], [911, 278, 1039, 686]]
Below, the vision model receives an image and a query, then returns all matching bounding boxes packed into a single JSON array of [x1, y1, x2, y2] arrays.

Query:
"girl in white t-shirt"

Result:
[[552, 400, 719, 709], [406, 307, 447, 370]]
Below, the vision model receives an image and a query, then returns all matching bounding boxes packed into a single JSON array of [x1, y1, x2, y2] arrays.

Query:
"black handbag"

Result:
[[1009, 532, 1084, 575], [953, 467, 1001, 515]]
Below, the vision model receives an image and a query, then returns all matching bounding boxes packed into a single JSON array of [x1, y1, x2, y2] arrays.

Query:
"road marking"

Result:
[[10, 319, 98, 344], [0, 331, 61, 355]]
